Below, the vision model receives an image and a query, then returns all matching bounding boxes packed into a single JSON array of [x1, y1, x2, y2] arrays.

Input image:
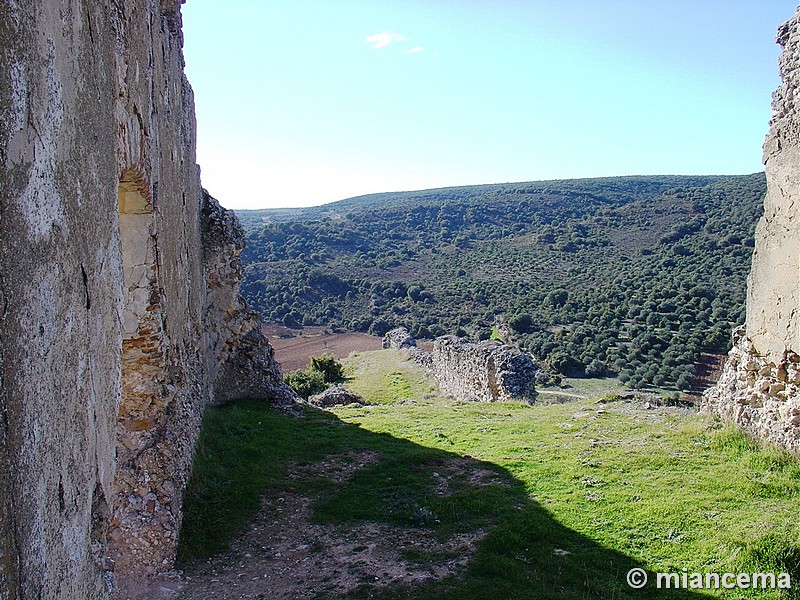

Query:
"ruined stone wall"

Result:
[[383, 329, 537, 402], [428, 336, 538, 404], [746, 7, 800, 362], [382, 327, 417, 350], [201, 190, 295, 407], [109, 0, 209, 579], [0, 2, 293, 598], [704, 5, 800, 453], [1, 2, 121, 597]]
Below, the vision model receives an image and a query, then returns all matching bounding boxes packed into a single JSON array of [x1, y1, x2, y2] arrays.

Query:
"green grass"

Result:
[[538, 376, 628, 403], [490, 326, 505, 342], [179, 350, 800, 599], [343, 348, 437, 404]]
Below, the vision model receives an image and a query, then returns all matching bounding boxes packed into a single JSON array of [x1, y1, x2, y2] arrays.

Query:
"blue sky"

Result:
[[183, 1, 798, 209]]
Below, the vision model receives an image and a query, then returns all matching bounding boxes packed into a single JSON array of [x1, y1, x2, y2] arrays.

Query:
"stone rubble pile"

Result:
[[308, 385, 366, 408], [382, 327, 417, 349]]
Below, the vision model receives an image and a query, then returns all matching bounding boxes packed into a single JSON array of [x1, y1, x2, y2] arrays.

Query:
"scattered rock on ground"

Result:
[[308, 385, 365, 408]]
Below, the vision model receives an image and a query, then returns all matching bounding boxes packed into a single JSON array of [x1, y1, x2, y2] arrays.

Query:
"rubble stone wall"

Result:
[[705, 5, 800, 453], [382, 327, 417, 350], [201, 190, 295, 406], [108, 0, 209, 578], [705, 328, 800, 452], [429, 336, 538, 404]]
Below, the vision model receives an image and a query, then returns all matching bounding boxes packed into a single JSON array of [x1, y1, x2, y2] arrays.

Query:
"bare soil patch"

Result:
[[687, 352, 727, 399], [168, 452, 485, 600], [263, 326, 382, 372], [423, 456, 509, 497]]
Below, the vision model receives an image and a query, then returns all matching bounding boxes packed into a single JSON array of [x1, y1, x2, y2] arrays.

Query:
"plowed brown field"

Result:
[[263, 325, 383, 372]]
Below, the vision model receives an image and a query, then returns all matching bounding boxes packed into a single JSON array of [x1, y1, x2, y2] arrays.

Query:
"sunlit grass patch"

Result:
[[344, 348, 438, 404]]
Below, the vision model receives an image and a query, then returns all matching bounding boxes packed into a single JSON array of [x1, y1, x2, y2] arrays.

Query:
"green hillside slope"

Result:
[[239, 173, 765, 391]]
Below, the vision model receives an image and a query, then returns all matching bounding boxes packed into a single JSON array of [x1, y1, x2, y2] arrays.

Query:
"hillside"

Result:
[[239, 173, 765, 391]]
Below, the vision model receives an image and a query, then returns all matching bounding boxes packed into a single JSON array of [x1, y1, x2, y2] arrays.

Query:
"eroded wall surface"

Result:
[[201, 190, 295, 407], [1, 2, 293, 598], [1, 1, 120, 597], [428, 336, 538, 404], [747, 7, 800, 361], [107, 0, 210, 580], [705, 5, 800, 453]]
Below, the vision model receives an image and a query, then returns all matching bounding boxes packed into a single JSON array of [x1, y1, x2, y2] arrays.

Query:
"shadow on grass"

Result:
[[178, 400, 709, 600]]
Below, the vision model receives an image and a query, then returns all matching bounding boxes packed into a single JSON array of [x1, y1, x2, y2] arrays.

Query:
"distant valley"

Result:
[[238, 173, 765, 393]]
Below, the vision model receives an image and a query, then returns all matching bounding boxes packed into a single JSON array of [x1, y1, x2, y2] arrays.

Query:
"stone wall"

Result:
[[109, 0, 209, 579], [427, 336, 537, 404], [704, 5, 800, 453], [704, 328, 800, 452], [1, 2, 121, 597], [0, 2, 293, 598], [746, 8, 800, 362], [202, 190, 295, 407], [382, 327, 417, 350]]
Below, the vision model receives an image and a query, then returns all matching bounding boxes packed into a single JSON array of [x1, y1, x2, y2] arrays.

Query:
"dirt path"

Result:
[[121, 396, 697, 600], [144, 452, 486, 600], [537, 389, 586, 399]]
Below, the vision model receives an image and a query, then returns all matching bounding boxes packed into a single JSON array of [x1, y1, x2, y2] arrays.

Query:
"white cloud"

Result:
[[365, 31, 407, 49], [406, 46, 424, 54]]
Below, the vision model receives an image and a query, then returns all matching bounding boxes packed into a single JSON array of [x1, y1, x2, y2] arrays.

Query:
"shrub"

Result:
[[309, 353, 345, 383], [535, 370, 562, 387], [285, 369, 326, 399], [584, 359, 606, 378], [676, 372, 694, 391], [368, 319, 391, 337], [548, 351, 584, 377], [509, 313, 534, 333]]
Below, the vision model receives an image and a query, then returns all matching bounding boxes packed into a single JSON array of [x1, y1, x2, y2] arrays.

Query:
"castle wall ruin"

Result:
[[0, 2, 293, 598], [384, 328, 538, 404], [704, 5, 800, 453], [430, 336, 538, 404]]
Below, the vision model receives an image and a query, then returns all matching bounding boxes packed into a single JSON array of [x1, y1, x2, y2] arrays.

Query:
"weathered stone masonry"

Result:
[[704, 5, 800, 453], [0, 2, 293, 599], [430, 336, 538, 404], [384, 329, 538, 404], [201, 190, 295, 407]]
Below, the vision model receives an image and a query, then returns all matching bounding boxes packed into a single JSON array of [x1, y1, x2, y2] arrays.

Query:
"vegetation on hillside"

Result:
[[240, 174, 765, 390], [284, 353, 346, 398]]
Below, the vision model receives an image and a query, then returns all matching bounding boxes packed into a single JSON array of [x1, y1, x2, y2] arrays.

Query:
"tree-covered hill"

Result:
[[239, 173, 765, 391]]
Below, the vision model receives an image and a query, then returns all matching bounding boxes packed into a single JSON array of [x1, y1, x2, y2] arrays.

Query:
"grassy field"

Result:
[[343, 348, 438, 404], [179, 350, 800, 599]]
